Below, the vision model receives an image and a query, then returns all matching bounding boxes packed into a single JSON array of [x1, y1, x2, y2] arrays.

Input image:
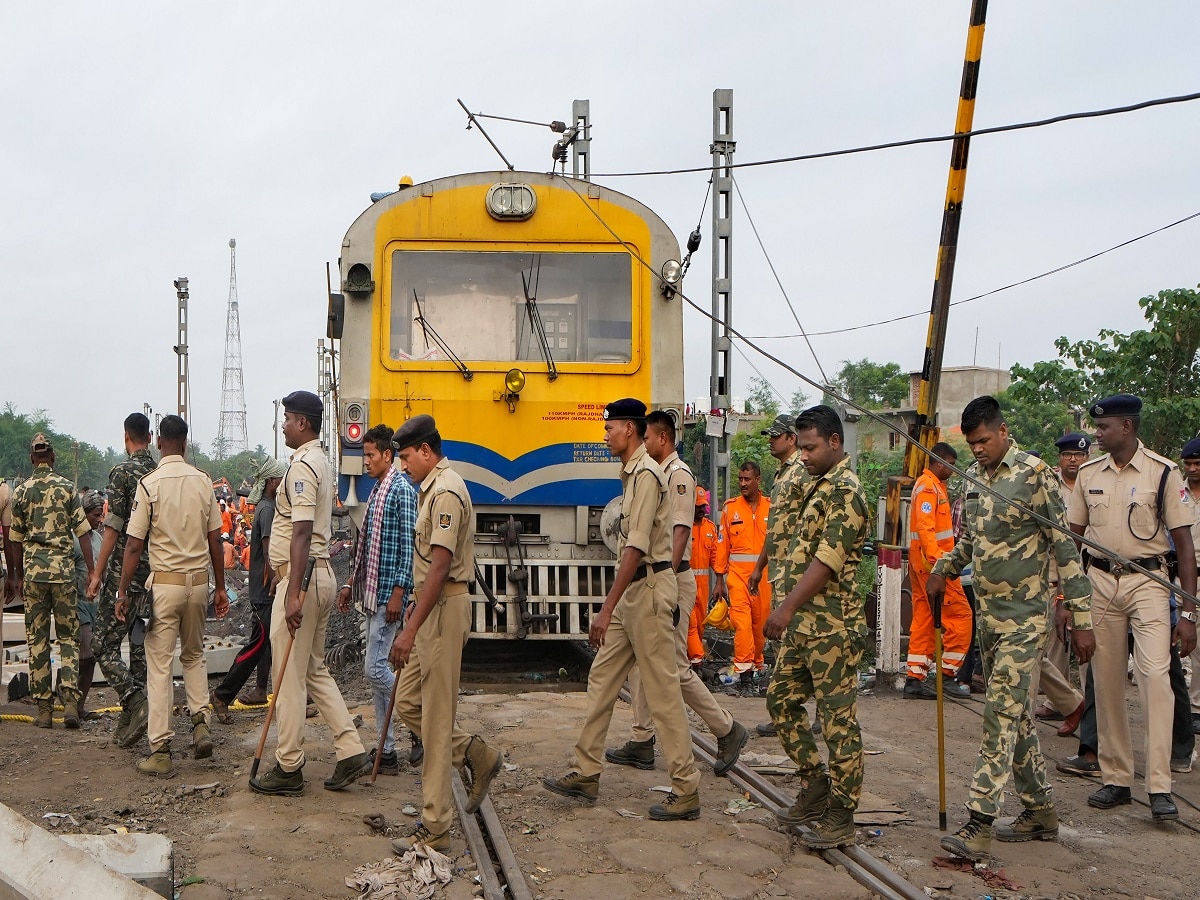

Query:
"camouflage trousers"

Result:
[[93, 578, 148, 703], [23, 579, 79, 703], [767, 628, 864, 810], [967, 626, 1053, 818]]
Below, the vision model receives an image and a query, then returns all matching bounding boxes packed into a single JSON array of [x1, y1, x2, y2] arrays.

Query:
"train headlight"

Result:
[[660, 259, 682, 298], [496, 368, 526, 413], [486, 184, 537, 220]]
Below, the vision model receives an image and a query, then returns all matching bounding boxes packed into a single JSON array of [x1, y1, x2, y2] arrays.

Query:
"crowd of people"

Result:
[[1, 388, 1197, 861]]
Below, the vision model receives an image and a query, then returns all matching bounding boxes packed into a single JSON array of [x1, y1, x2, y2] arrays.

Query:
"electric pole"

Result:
[[708, 89, 735, 513], [173, 277, 190, 421]]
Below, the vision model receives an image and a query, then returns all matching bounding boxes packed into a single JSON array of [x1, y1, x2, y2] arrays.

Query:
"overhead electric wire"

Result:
[[552, 170, 1200, 607], [732, 175, 830, 383], [742, 208, 1200, 340], [587, 91, 1200, 178]]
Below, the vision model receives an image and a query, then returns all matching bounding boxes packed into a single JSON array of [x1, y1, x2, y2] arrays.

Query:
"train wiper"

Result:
[[520, 255, 558, 381], [413, 289, 473, 381]]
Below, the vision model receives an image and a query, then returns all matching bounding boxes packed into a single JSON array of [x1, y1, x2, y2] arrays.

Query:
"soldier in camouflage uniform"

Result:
[[764, 405, 869, 850], [750, 413, 812, 738], [9, 433, 94, 728], [87, 413, 157, 747], [928, 396, 1093, 861]]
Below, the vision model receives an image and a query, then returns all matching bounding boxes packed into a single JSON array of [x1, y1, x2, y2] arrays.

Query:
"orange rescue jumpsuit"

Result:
[[907, 467, 972, 678], [715, 494, 772, 672], [689, 517, 718, 662]]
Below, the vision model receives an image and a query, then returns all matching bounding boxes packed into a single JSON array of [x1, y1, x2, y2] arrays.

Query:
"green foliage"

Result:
[[0, 404, 263, 494], [996, 389, 1075, 459], [1008, 286, 1200, 455], [855, 447, 904, 530], [827, 359, 909, 409]]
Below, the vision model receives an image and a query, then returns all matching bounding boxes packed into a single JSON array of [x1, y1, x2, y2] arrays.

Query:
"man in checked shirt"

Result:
[[337, 424, 418, 776]]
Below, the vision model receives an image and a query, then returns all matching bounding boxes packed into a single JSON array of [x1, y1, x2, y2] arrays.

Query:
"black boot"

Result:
[[77, 657, 96, 720]]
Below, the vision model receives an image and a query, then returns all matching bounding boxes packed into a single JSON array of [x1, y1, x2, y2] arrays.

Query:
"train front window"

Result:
[[389, 251, 633, 364]]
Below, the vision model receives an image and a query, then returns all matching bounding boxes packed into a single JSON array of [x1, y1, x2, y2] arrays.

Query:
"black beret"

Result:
[[282, 390, 323, 419], [603, 398, 647, 421], [392, 414, 439, 451], [1182, 437, 1200, 460], [1055, 432, 1092, 452], [1088, 394, 1141, 419]]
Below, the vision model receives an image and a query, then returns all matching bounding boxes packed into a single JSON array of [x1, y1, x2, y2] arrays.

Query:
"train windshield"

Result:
[[389, 250, 632, 364]]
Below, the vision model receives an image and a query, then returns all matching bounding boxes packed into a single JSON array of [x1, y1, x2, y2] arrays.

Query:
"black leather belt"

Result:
[[675, 561, 691, 574], [631, 561, 672, 583], [1083, 550, 1162, 575]]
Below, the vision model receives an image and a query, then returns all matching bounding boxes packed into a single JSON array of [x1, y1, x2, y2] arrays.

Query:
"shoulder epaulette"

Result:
[[1078, 456, 1105, 470], [1142, 447, 1177, 469]]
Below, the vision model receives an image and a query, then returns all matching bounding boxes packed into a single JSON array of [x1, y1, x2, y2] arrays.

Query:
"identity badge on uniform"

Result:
[[677, 484, 687, 495], [295, 481, 305, 494], [921, 501, 933, 514], [438, 513, 452, 529]]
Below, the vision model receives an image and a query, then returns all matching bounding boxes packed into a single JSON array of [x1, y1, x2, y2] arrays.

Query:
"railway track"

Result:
[[451, 772, 534, 900]]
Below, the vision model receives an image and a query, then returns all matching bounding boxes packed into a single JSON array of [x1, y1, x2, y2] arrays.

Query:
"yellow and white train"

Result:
[[329, 171, 685, 639]]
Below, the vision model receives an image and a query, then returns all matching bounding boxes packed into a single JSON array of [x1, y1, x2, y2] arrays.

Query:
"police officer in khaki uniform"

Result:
[[250, 391, 370, 796], [606, 409, 747, 775], [1068, 394, 1197, 820], [387, 415, 503, 853], [119, 415, 228, 776], [544, 398, 702, 820]]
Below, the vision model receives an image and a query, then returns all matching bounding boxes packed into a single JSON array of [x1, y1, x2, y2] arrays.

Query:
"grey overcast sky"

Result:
[[2, 2, 1197, 453]]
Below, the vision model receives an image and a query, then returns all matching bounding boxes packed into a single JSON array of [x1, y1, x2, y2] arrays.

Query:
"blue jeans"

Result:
[[364, 603, 400, 754]]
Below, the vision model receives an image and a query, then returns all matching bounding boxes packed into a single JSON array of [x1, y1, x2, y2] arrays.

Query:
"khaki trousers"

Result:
[[1090, 569, 1173, 794], [145, 580, 210, 750], [1031, 639, 1082, 716], [574, 569, 701, 797], [630, 568, 733, 742], [393, 592, 473, 836], [270, 566, 364, 771]]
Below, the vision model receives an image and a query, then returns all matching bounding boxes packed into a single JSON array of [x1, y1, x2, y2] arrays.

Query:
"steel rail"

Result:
[[451, 773, 506, 900], [688, 732, 928, 900]]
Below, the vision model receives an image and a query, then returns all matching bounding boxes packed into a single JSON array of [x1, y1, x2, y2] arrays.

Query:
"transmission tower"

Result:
[[217, 238, 248, 457]]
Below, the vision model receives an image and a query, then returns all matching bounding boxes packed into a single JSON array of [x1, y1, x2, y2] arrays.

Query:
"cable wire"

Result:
[[550, 170, 1200, 607], [742, 209, 1200, 339], [732, 175, 830, 383], [588, 91, 1200, 178]]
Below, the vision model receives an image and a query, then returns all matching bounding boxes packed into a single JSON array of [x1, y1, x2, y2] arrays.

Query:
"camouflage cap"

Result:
[[82, 489, 105, 511], [30, 432, 52, 452], [761, 414, 797, 438]]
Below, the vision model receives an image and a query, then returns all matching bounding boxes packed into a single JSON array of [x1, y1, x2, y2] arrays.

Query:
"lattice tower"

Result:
[[217, 238, 248, 457]]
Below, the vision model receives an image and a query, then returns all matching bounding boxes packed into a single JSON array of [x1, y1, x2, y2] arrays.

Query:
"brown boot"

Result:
[[192, 711, 214, 759], [35, 700, 53, 729]]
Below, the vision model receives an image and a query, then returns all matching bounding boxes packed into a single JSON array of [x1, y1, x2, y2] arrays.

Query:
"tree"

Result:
[[1008, 286, 1200, 455], [996, 389, 1075, 459], [827, 359, 910, 410]]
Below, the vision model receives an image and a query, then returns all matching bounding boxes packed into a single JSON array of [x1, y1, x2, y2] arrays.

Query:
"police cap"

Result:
[[1055, 432, 1092, 452], [761, 413, 797, 438], [1182, 437, 1200, 460], [1088, 394, 1142, 419], [30, 432, 52, 452], [282, 390, 323, 419], [602, 398, 647, 421], [392, 414, 439, 452]]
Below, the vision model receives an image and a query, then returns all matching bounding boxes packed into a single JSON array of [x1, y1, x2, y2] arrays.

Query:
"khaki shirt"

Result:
[[414, 457, 474, 588], [660, 451, 696, 560], [0, 480, 11, 528], [1068, 441, 1191, 560], [127, 455, 221, 574], [270, 439, 332, 568], [1187, 484, 1200, 567], [617, 443, 672, 565]]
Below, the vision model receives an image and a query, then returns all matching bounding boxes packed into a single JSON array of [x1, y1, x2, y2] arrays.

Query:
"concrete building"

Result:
[[907, 366, 1010, 431]]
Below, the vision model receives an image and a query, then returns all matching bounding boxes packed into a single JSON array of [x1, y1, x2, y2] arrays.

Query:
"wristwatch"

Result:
[[1180, 610, 1197, 623]]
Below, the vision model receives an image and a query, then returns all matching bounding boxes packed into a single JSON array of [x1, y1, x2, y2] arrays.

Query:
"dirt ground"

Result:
[[1, 664, 1197, 900]]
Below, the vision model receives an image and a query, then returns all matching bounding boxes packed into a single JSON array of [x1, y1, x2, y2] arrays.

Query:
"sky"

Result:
[[2, 2, 1197, 454]]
